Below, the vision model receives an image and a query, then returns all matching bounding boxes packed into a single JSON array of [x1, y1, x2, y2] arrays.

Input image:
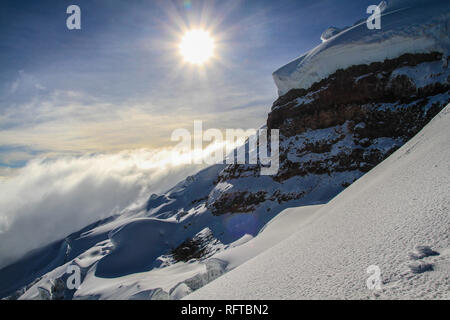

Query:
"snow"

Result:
[[207, 205, 321, 271], [273, 0, 450, 95], [390, 60, 449, 89], [16, 204, 322, 300], [320, 27, 343, 42], [187, 104, 450, 300], [2, 153, 332, 299], [1, 0, 448, 301]]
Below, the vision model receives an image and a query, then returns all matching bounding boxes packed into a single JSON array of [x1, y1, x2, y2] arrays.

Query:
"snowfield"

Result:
[[187, 104, 450, 300], [17, 204, 323, 300], [273, 0, 450, 95]]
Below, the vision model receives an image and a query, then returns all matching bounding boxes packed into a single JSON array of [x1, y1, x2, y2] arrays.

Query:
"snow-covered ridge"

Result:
[[188, 104, 450, 300], [273, 0, 450, 96]]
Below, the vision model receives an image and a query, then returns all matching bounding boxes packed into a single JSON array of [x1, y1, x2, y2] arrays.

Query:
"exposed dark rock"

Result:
[[170, 229, 222, 263], [210, 191, 267, 216], [209, 52, 449, 215], [268, 52, 447, 135]]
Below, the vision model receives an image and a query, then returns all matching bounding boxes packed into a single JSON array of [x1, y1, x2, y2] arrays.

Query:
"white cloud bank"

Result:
[[0, 149, 208, 269]]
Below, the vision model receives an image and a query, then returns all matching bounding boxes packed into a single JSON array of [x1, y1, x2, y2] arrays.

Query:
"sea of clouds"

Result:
[[0, 149, 208, 269]]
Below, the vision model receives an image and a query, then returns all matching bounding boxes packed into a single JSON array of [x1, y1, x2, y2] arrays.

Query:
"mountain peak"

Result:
[[273, 0, 449, 96]]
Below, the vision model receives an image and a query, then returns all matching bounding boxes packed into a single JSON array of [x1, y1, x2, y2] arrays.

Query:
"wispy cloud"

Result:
[[0, 68, 271, 162]]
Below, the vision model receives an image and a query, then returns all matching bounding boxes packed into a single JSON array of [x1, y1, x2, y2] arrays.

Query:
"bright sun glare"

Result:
[[180, 29, 215, 65]]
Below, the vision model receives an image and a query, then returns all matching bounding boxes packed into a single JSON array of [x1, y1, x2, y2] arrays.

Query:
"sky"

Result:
[[0, 0, 379, 266], [0, 0, 377, 168]]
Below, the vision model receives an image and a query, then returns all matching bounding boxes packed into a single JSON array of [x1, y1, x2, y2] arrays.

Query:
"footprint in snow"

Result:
[[408, 262, 434, 274], [408, 245, 439, 260], [407, 245, 440, 274]]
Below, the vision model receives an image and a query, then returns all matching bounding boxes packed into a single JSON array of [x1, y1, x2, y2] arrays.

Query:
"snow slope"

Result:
[[188, 104, 450, 300], [16, 205, 322, 300], [273, 0, 450, 95]]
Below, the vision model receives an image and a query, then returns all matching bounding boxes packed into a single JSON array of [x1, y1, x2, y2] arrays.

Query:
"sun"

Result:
[[179, 29, 215, 65]]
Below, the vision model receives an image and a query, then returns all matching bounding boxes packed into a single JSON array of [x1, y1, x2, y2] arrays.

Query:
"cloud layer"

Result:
[[0, 149, 207, 268]]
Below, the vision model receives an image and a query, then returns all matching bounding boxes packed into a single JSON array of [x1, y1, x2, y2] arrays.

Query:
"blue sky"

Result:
[[0, 0, 376, 168]]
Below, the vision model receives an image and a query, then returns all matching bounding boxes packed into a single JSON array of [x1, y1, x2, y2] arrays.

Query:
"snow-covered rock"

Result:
[[188, 104, 450, 300], [273, 0, 450, 96]]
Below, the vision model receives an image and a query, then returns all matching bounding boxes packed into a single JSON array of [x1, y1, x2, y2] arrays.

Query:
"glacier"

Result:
[[273, 0, 450, 96]]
